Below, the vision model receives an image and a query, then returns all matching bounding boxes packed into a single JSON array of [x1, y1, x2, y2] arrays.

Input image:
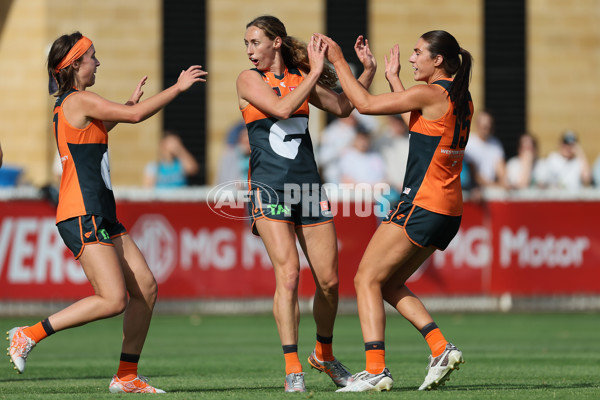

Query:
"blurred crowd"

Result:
[[215, 109, 600, 205], [461, 110, 595, 199], [2, 110, 600, 198], [305, 109, 599, 200]]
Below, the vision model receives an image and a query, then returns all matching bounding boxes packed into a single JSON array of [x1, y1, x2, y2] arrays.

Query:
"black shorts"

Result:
[[57, 215, 127, 259], [382, 201, 461, 250], [247, 184, 333, 236]]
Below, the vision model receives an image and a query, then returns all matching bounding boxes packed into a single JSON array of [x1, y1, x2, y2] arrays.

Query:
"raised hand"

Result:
[[354, 35, 376, 72], [384, 44, 401, 82], [127, 76, 147, 105], [308, 34, 327, 76], [316, 34, 344, 64], [176, 65, 208, 92]]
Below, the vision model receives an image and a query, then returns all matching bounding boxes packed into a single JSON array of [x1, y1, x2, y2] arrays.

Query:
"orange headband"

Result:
[[54, 36, 93, 73]]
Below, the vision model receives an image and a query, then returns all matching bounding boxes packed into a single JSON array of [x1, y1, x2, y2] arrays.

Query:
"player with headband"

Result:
[[6, 31, 206, 394]]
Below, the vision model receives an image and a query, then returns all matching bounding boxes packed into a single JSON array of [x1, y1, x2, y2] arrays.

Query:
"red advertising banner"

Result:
[[0, 198, 598, 300]]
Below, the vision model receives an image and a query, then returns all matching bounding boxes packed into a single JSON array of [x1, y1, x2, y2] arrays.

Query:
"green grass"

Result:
[[1, 312, 599, 399]]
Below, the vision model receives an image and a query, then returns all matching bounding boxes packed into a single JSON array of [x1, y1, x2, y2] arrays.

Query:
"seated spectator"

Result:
[[537, 130, 591, 190], [373, 114, 409, 198], [317, 110, 377, 184], [506, 132, 544, 189], [464, 110, 508, 189], [143, 130, 199, 188], [216, 121, 251, 184], [0, 141, 25, 188], [339, 124, 386, 185]]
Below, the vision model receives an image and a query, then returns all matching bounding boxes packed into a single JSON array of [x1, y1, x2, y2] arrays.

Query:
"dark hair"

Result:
[[47, 31, 84, 96], [246, 15, 337, 88], [421, 30, 473, 121]]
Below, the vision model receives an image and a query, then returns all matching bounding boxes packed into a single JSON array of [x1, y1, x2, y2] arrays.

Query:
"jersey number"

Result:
[[269, 117, 308, 159], [450, 110, 471, 150]]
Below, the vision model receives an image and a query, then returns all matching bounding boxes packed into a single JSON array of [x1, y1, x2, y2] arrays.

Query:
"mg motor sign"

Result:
[[130, 214, 177, 284], [0, 198, 599, 300]]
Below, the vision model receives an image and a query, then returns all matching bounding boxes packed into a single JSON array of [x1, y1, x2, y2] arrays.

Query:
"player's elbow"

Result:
[[334, 103, 354, 118], [354, 99, 376, 115], [125, 112, 145, 124], [271, 108, 294, 120]]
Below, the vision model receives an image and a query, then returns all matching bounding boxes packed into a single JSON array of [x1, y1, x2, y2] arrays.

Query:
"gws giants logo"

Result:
[[130, 214, 177, 284]]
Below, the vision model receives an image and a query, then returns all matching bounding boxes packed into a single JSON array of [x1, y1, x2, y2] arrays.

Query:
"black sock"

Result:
[[282, 344, 298, 354], [420, 322, 439, 338], [120, 353, 140, 363], [365, 341, 385, 351], [41, 318, 55, 337], [316, 334, 333, 344]]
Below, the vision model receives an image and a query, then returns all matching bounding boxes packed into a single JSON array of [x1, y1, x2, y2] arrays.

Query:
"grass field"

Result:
[[1, 312, 599, 399]]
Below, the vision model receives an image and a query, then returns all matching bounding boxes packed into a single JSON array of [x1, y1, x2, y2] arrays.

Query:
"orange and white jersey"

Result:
[[401, 79, 473, 216], [53, 88, 116, 223], [240, 67, 321, 190]]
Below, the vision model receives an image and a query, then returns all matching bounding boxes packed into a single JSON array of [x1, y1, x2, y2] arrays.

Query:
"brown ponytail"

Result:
[[421, 30, 473, 121]]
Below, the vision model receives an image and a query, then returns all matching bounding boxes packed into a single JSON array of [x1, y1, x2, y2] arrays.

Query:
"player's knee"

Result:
[[277, 268, 300, 293], [104, 294, 128, 317], [128, 271, 158, 304], [141, 277, 158, 306], [318, 274, 339, 295], [354, 269, 379, 292]]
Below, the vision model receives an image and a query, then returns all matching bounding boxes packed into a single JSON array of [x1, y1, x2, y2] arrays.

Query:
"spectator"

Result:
[[317, 110, 377, 184], [0, 141, 25, 188], [143, 131, 199, 188], [373, 114, 409, 197], [506, 132, 543, 189], [537, 130, 591, 190], [216, 121, 251, 184], [339, 124, 386, 185], [464, 110, 508, 189], [593, 155, 600, 187]]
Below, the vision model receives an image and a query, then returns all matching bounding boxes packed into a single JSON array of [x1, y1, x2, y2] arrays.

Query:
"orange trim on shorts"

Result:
[[74, 215, 118, 259], [252, 187, 294, 233], [74, 216, 85, 259], [255, 187, 292, 226], [382, 203, 426, 248], [295, 219, 333, 230], [110, 231, 127, 240]]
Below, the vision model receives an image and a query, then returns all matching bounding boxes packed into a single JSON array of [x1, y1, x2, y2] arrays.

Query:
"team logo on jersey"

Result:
[[289, 86, 296, 91], [403, 187, 412, 195], [280, 81, 286, 87]]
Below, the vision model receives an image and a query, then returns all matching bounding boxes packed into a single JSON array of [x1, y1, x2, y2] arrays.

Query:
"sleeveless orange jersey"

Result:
[[401, 79, 473, 216], [53, 88, 116, 223], [240, 67, 321, 190]]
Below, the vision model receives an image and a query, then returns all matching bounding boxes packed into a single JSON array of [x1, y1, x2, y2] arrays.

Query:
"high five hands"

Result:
[[313, 33, 376, 72]]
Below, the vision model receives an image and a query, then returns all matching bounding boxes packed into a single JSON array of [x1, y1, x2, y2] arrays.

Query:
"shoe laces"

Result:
[[325, 359, 350, 376], [288, 373, 304, 389], [352, 370, 372, 381]]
